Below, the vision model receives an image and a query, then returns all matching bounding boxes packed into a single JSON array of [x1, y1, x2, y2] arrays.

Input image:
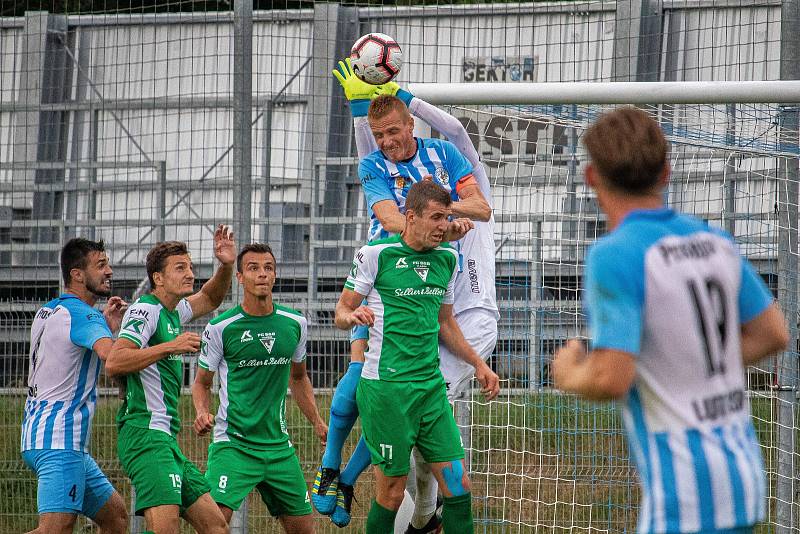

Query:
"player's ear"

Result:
[[658, 162, 671, 188], [70, 267, 84, 285], [584, 163, 598, 189], [152, 271, 163, 288]]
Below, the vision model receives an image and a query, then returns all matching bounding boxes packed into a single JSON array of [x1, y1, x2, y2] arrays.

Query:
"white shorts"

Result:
[[439, 308, 498, 401]]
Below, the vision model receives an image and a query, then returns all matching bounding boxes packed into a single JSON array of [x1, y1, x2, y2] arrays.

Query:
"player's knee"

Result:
[[98, 512, 128, 534], [382, 483, 407, 510], [150, 517, 180, 534], [96, 493, 128, 533]]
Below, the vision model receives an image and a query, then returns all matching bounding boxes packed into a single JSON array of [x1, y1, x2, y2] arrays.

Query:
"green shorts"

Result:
[[205, 441, 312, 517], [356, 377, 464, 476], [117, 424, 210, 515]]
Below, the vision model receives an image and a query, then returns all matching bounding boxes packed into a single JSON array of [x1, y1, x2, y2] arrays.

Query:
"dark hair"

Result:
[[146, 241, 189, 286], [368, 95, 411, 122], [236, 243, 276, 273], [582, 106, 669, 195], [61, 238, 106, 286], [405, 180, 452, 215]]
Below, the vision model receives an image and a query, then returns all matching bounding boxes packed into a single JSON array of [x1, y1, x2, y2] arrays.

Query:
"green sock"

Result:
[[442, 493, 474, 533], [366, 499, 398, 534]]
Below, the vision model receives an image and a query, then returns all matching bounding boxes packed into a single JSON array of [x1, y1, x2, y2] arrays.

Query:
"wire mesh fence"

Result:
[[0, 0, 798, 532]]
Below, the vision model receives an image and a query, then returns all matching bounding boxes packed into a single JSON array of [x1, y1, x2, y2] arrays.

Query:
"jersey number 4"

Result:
[[687, 277, 729, 378]]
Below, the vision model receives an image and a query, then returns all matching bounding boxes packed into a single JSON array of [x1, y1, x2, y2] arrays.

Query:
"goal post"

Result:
[[405, 83, 800, 532], [408, 81, 800, 105]]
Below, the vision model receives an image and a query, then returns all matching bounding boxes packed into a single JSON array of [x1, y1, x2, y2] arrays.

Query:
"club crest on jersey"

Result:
[[259, 332, 276, 353], [412, 259, 430, 281], [394, 175, 406, 189], [240, 330, 253, 343], [166, 324, 178, 335], [395, 257, 408, 269], [434, 167, 449, 185]]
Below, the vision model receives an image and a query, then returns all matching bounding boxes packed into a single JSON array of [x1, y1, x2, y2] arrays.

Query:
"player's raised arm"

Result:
[[186, 224, 235, 320], [333, 57, 381, 159]]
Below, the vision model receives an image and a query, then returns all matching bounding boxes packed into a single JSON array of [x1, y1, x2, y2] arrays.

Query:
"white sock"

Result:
[[409, 448, 438, 529]]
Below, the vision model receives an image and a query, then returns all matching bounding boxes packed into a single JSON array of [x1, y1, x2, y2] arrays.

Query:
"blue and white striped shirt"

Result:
[[358, 137, 473, 242], [585, 209, 772, 533], [21, 294, 112, 453]]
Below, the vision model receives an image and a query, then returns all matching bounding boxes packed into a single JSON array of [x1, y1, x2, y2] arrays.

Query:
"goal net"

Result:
[[411, 95, 800, 533]]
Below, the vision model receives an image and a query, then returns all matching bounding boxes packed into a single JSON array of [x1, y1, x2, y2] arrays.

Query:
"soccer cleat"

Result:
[[404, 511, 443, 534], [311, 466, 339, 515], [330, 482, 355, 528]]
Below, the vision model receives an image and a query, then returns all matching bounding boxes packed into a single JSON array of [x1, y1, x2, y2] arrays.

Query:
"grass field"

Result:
[[0, 392, 790, 533]]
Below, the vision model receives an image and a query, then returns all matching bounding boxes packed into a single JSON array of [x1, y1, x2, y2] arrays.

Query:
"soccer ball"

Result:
[[350, 33, 403, 85]]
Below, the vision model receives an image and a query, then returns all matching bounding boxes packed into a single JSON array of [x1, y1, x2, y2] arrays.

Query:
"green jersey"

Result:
[[345, 234, 458, 382], [117, 293, 194, 436], [198, 303, 307, 450]]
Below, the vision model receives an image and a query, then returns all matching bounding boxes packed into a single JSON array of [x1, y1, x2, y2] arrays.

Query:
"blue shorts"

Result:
[[22, 449, 114, 518], [350, 324, 369, 342]]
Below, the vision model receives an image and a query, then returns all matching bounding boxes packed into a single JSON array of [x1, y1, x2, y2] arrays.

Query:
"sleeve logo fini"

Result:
[[123, 318, 145, 334]]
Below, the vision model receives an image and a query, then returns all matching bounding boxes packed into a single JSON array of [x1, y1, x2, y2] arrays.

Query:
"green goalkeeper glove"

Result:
[[374, 81, 414, 107], [333, 58, 379, 116]]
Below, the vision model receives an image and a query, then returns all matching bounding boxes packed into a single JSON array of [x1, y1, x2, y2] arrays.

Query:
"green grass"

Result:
[[0, 393, 794, 533]]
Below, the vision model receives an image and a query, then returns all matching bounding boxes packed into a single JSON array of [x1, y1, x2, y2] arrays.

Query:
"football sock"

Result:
[[366, 500, 398, 534], [442, 493, 473, 534], [321, 361, 363, 469], [339, 435, 372, 486]]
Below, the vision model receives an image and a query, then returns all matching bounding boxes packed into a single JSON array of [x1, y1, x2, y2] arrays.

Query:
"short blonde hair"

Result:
[[368, 95, 411, 122]]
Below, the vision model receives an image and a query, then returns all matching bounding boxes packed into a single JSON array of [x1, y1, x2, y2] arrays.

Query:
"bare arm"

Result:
[[372, 200, 406, 234], [373, 199, 473, 241], [741, 303, 790, 366], [438, 303, 500, 400], [552, 340, 637, 401], [186, 225, 236, 320], [452, 182, 491, 221], [334, 288, 374, 330], [289, 361, 327, 446], [192, 367, 216, 436], [105, 333, 200, 377]]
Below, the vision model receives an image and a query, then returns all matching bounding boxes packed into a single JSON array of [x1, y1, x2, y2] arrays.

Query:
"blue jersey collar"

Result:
[[618, 207, 675, 227]]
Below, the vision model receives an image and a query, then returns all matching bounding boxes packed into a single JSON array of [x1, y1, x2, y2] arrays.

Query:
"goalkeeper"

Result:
[[311, 58, 499, 532]]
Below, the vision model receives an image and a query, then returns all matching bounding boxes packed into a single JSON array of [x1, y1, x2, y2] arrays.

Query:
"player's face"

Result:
[[82, 251, 113, 298], [410, 200, 452, 249], [158, 254, 195, 298], [237, 252, 276, 298], [370, 110, 415, 163]]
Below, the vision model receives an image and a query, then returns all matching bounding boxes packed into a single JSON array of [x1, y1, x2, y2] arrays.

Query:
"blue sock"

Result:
[[339, 435, 372, 486], [321, 362, 363, 469]]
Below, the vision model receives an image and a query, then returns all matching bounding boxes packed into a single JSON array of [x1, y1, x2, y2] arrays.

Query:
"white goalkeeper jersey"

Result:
[[585, 209, 773, 533], [354, 97, 498, 318], [21, 294, 112, 453]]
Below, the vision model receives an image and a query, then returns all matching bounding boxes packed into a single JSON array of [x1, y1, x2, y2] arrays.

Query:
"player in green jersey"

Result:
[[106, 225, 236, 534], [192, 243, 328, 533], [335, 181, 500, 534]]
